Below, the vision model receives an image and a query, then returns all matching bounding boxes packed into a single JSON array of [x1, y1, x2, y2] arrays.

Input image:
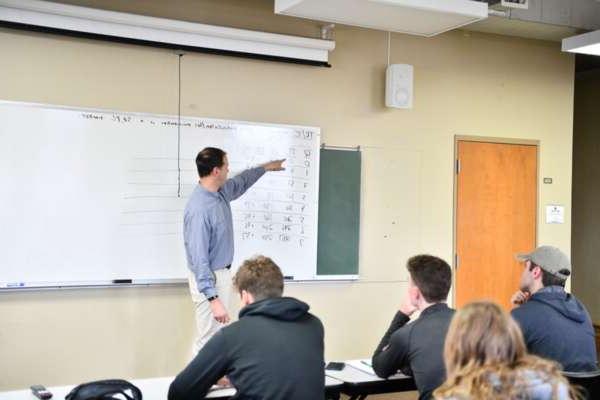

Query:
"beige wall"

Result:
[[0, 0, 574, 390], [572, 70, 600, 323]]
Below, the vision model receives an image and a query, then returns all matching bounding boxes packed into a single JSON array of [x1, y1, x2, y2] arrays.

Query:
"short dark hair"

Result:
[[233, 256, 284, 301], [529, 262, 567, 288], [406, 255, 452, 303], [196, 147, 226, 177]]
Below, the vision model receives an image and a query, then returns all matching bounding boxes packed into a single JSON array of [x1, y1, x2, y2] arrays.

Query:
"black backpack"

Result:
[[65, 379, 142, 400]]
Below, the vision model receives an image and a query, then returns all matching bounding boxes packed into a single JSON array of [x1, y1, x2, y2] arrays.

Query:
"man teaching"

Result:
[[184, 146, 285, 355]]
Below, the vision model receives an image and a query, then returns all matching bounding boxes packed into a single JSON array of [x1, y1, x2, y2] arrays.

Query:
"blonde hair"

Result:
[[434, 302, 579, 400]]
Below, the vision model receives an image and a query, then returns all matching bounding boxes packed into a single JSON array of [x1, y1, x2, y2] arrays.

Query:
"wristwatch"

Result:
[[207, 295, 219, 302]]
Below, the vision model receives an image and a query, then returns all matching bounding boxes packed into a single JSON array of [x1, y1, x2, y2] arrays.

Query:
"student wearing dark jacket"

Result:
[[372, 255, 455, 400], [511, 245, 597, 372], [168, 256, 325, 400]]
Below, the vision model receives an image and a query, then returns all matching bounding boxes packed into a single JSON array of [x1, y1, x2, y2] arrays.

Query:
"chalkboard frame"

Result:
[[315, 147, 361, 279]]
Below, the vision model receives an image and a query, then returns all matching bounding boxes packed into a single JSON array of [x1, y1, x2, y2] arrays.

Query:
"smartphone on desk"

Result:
[[30, 385, 52, 400], [325, 361, 346, 371]]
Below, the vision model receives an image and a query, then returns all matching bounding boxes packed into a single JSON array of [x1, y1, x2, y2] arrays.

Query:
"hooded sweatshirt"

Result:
[[511, 286, 598, 372], [372, 303, 455, 400], [168, 297, 325, 400], [438, 368, 570, 400]]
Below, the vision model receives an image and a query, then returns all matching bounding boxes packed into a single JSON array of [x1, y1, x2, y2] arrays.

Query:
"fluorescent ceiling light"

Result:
[[562, 30, 600, 56], [0, 0, 335, 66], [275, 0, 488, 37]]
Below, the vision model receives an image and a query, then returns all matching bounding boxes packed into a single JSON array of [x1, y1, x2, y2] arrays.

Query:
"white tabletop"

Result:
[[1, 375, 344, 400], [0, 377, 234, 400], [325, 376, 344, 387], [325, 359, 411, 384]]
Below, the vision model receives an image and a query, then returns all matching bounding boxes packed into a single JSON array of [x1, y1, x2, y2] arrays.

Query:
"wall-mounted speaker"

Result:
[[385, 64, 413, 109]]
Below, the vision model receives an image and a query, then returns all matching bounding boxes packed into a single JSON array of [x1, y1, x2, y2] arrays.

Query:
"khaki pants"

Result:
[[188, 268, 233, 358]]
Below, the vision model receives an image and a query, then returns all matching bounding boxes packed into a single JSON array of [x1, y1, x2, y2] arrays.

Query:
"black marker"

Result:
[[284, 276, 294, 280], [112, 279, 132, 284]]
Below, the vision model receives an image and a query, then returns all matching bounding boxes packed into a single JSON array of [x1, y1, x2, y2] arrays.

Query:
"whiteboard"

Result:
[[0, 101, 320, 288]]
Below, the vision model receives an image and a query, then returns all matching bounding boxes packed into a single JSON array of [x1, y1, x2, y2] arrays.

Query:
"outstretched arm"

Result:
[[260, 159, 285, 172], [220, 159, 285, 201]]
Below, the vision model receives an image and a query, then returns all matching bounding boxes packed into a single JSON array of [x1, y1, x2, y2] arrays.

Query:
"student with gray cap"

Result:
[[510, 245, 597, 372]]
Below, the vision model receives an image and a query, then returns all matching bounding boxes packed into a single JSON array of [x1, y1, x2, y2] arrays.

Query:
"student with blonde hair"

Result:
[[434, 301, 577, 400]]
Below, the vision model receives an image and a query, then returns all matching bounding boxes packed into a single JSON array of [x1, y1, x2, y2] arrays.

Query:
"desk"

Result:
[[0, 377, 233, 400], [0, 376, 344, 400], [326, 361, 417, 400]]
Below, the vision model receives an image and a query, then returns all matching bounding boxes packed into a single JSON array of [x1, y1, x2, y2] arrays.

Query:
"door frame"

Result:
[[451, 135, 540, 308]]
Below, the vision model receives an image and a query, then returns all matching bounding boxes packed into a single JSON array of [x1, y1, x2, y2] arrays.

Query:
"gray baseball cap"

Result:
[[516, 245, 571, 279]]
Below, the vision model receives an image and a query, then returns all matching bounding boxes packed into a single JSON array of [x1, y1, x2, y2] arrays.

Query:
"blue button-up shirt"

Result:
[[184, 167, 265, 298]]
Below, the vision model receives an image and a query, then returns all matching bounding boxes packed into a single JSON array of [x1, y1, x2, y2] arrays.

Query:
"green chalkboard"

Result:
[[317, 148, 361, 276]]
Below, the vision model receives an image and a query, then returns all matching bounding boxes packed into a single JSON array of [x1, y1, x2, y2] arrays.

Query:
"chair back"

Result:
[[563, 369, 600, 400]]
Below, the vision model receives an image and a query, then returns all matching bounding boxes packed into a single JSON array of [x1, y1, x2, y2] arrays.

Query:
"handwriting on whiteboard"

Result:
[[82, 111, 318, 251]]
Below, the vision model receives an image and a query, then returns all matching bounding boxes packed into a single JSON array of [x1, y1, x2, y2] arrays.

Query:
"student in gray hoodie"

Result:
[[510, 246, 597, 372]]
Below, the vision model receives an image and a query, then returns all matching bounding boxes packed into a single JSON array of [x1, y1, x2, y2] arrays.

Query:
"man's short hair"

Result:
[[233, 256, 284, 301], [529, 262, 567, 288], [407, 255, 452, 303], [196, 147, 226, 178]]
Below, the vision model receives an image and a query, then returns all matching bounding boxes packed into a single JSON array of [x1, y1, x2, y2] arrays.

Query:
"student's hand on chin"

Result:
[[216, 377, 231, 388], [210, 298, 230, 324], [399, 297, 418, 316], [510, 290, 531, 306]]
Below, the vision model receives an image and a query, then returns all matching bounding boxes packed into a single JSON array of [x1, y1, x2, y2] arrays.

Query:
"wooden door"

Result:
[[455, 140, 537, 311]]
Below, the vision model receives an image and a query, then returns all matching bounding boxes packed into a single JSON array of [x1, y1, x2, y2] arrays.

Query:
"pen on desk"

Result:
[[361, 360, 372, 367], [6, 282, 25, 288], [284, 276, 294, 280]]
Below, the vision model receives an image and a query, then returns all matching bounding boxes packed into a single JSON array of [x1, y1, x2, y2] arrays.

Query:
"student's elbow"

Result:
[[373, 365, 391, 379], [167, 382, 180, 400], [371, 355, 392, 378], [167, 373, 215, 400]]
